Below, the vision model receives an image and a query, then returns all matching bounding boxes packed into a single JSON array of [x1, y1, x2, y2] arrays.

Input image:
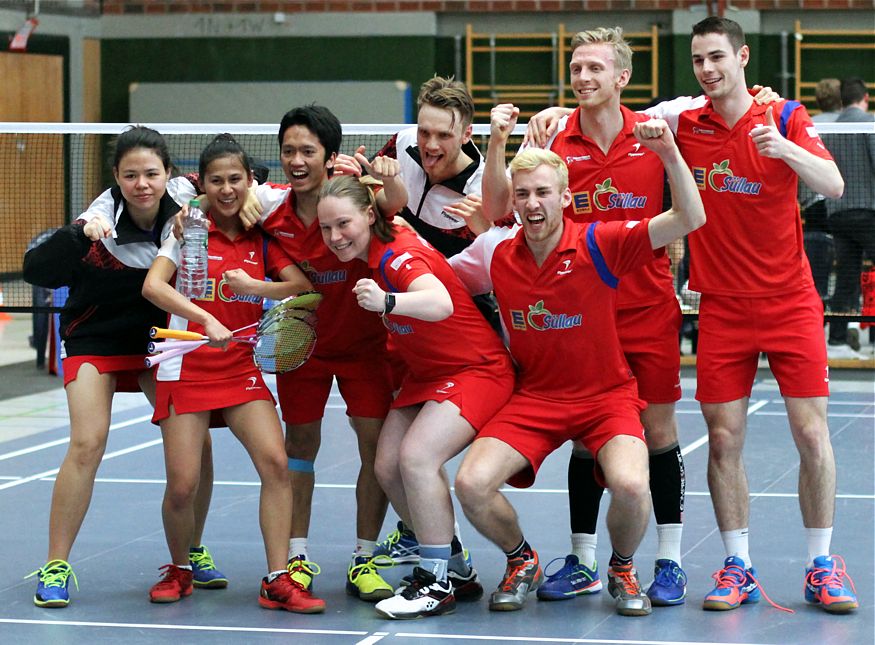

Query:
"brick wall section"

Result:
[[98, 0, 875, 13]]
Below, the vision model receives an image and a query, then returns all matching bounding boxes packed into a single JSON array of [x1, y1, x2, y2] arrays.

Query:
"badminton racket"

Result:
[[146, 291, 322, 371]]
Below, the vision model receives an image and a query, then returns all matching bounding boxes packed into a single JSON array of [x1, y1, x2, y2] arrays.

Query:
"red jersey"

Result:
[[674, 98, 832, 297], [451, 219, 660, 401], [255, 184, 387, 360], [368, 227, 511, 381], [156, 213, 293, 381], [541, 105, 675, 309]]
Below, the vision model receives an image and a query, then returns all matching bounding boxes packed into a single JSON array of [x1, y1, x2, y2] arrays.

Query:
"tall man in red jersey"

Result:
[[482, 27, 690, 607], [670, 18, 857, 613], [450, 114, 705, 615]]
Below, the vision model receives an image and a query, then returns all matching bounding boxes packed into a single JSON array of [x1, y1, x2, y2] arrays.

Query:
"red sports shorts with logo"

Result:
[[477, 380, 646, 488], [617, 298, 682, 404], [153, 371, 275, 428], [696, 287, 829, 403]]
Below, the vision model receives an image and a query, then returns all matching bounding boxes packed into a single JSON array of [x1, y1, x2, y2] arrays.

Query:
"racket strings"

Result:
[[253, 317, 317, 373]]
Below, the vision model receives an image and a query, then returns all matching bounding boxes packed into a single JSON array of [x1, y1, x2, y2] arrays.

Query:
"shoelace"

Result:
[[712, 562, 794, 614], [400, 569, 442, 599], [377, 528, 404, 551], [349, 554, 394, 582], [500, 558, 535, 592], [25, 559, 79, 591], [653, 563, 684, 586], [189, 548, 217, 570], [611, 567, 642, 596], [288, 558, 321, 578], [805, 555, 857, 595], [271, 573, 311, 598], [153, 564, 189, 589]]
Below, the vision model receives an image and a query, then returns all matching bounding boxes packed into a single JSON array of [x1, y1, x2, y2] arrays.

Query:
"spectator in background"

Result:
[[800, 78, 843, 299], [823, 77, 875, 358], [812, 78, 842, 123]]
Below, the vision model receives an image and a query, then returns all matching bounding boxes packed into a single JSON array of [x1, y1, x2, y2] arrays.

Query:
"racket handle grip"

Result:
[[145, 344, 196, 368], [151, 327, 207, 341]]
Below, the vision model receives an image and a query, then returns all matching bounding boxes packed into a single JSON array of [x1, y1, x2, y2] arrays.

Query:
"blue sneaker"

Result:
[[703, 556, 760, 610], [646, 559, 687, 606], [373, 521, 420, 564], [27, 559, 78, 608], [536, 554, 602, 601], [804, 555, 858, 614], [189, 545, 228, 589]]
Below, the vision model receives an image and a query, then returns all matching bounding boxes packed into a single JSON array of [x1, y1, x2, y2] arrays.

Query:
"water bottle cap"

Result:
[[189, 199, 201, 208]]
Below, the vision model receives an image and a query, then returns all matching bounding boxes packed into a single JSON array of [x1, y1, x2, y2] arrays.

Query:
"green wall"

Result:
[[101, 36, 448, 124]]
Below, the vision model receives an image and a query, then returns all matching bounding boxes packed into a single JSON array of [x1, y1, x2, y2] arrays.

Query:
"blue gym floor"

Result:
[[0, 367, 872, 645]]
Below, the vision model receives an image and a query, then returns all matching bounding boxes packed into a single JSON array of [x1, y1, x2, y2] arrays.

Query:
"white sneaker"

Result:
[[375, 567, 455, 619]]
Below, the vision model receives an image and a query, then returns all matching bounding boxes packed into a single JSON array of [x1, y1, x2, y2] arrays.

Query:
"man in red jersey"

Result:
[[482, 27, 690, 607], [450, 107, 705, 616], [669, 17, 856, 614], [246, 105, 407, 603]]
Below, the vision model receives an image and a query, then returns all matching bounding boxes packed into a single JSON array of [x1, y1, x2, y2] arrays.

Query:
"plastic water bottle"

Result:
[[177, 199, 209, 298]]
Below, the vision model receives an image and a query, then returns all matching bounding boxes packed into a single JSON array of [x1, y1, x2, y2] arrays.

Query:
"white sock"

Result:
[[570, 533, 598, 569], [289, 538, 308, 560], [656, 523, 683, 565], [355, 539, 377, 559], [806, 527, 833, 567], [266, 569, 287, 583], [720, 528, 751, 569]]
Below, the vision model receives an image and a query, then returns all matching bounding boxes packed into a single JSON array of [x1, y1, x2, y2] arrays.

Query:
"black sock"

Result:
[[610, 551, 634, 569], [568, 453, 604, 534], [504, 538, 533, 561], [649, 444, 685, 525]]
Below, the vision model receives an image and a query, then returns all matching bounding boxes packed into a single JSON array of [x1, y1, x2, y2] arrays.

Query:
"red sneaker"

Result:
[[149, 564, 193, 603], [259, 572, 326, 614]]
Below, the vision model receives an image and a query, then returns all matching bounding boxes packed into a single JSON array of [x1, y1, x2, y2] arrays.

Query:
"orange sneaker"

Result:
[[259, 572, 326, 614], [149, 565, 193, 603]]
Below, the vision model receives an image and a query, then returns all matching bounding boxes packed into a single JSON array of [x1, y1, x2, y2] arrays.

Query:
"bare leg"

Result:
[[455, 437, 531, 552], [785, 396, 835, 528], [225, 400, 292, 572], [284, 420, 321, 540], [374, 406, 420, 528], [46, 365, 116, 561], [350, 416, 388, 541], [702, 399, 750, 531], [598, 435, 651, 557]]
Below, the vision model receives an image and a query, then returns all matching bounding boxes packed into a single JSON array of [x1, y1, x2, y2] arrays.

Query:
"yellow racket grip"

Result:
[[150, 327, 206, 341]]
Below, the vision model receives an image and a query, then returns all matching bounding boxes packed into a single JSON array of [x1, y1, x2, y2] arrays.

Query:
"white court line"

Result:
[[394, 633, 777, 645], [0, 619, 775, 645], [0, 438, 162, 491], [0, 414, 153, 462], [757, 411, 874, 418], [7, 477, 870, 500], [357, 632, 389, 645], [0, 618, 365, 637]]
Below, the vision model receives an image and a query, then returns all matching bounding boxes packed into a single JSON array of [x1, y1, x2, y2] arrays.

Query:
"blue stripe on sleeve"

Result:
[[779, 101, 801, 138], [378, 249, 399, 293], [585, 222, 619, 289]]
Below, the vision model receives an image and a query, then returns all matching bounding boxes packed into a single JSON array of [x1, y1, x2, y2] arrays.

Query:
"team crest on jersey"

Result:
[[573, 179, 647, 214], [694, 160, 762, 195], [299, 259, 347, 286], [218, 277, 262, 304], [509, 300, 582, 332]]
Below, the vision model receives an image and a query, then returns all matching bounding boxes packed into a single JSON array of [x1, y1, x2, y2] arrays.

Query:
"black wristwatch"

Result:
[[384, 292, 396, 315]]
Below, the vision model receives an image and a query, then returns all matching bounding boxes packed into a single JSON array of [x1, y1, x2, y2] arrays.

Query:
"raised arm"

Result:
[[481, 103, 519, 222], [750, 106, 843, 199], [635, 119, 706, 249], [352, 274, 453, 322]]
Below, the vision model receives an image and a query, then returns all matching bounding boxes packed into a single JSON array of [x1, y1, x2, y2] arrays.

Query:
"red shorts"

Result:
[[276, 354, 393, 425], [478, 381, 646, 489], [393, 362, 514, 432], [617, 299, 682, 404], [153, 371, 276, 428], [63, 354, 146, 392], [696, 287, 829, 403]]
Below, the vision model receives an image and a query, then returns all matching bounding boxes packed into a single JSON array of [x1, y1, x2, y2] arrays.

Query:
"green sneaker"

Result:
[[26, 559, 79, 608], [288, 555, 321, 590], [189, 545, 228, 589], [346, 554, 394, 602]]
